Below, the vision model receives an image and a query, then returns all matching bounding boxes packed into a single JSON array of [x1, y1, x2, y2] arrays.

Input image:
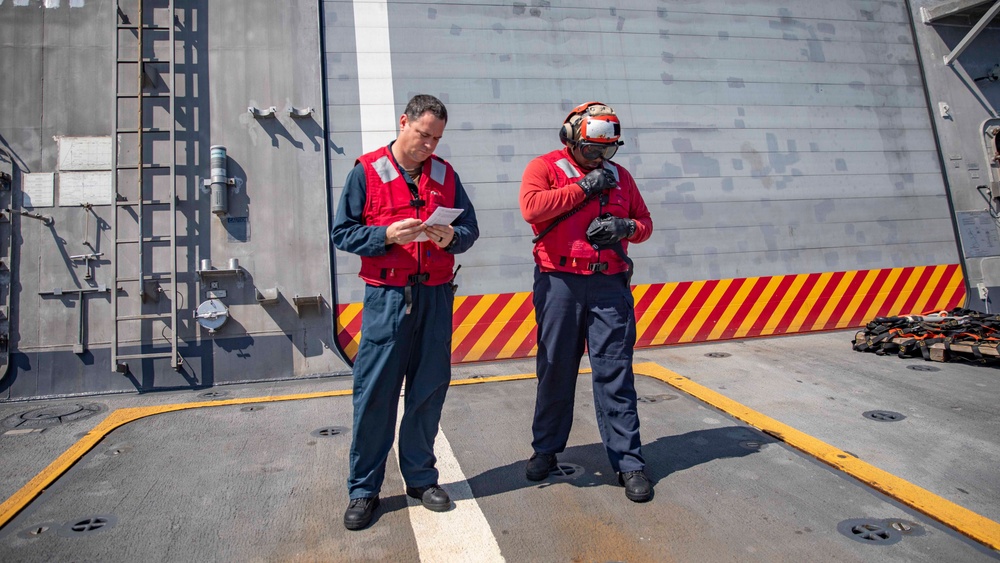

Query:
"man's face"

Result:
[[395, 111, 446, 169]]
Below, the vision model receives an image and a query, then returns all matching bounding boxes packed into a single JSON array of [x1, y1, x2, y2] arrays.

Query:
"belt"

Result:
[[558, 256, 608, 272]]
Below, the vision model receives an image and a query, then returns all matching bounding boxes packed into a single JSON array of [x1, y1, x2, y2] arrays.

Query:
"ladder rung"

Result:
[[115, 128, 168, 134], [117, 25, 172, 31], [114, 164, 171, 170], [115, 236, 172, 244], [115, 93, 171, 99], [116, 199, 174, 207], [117, 313, 173, 321], [116, 276, 176, 284], [115, 352, 175, 361]]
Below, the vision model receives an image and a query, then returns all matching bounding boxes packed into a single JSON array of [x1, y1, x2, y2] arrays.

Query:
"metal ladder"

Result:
[[111, 0, 180, 373]]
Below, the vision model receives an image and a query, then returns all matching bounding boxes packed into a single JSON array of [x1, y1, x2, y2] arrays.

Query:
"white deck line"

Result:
[[395, 401, 505, 562]]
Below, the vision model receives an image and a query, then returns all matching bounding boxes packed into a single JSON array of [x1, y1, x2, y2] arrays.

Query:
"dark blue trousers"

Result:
[[347, 283, 454, 499], [531, 267, 645, 473]]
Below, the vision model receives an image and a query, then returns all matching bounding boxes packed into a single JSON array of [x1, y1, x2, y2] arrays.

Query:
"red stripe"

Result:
[[513, 327, 539, 358], [874, 266, 915, 318], [897, 267, 936, 315], [472, 296, 535, 362], [633, 283, 664, 320], [746, 275, 796, 337], [802, 271, 845, 330], [453, 293, 515, 359], [825, 271, 867, 329], [774, 272, 821, 332], [847, 268, 893, 327], [716, 276, 770, 340], [637, 281, 692, 347], [452, 295, 481, 327], [924, 264, 962, 313], [661, 280, 719, 344], [693, 279, 745, 342]]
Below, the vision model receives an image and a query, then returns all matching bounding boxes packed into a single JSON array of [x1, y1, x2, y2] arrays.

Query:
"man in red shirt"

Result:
[[519, 102, 654, 502]]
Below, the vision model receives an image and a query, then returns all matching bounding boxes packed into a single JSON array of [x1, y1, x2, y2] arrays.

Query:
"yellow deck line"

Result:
[[633, 362, 1000, 551], [1, 364, 998, 553]]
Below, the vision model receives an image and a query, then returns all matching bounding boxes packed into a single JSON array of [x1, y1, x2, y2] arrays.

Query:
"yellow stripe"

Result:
[[858, 267, 903, 324], [463, 293, 528, 362], [636, 283, 674, 339], [834, 268, 881, 328], [451, 294, 498, 351], [785, 272, 833, 334], [679, 279, 732, 343], [734, 276, 780, 338], [886, 266, 924, 317], [810, 269, 858, 331], [943, 267, 966, 307], [759, 273, 808, 336], [707, 278, 753, 341], [0, 389, 353, 529], [497, 313, 537, 360], [651, 280, 706, 345], [913, 265, 947, 315], [633, 362, 1000, 551]]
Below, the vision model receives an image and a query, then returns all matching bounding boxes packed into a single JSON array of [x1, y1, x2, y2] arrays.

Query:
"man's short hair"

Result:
[[404, 94, 448, 123]]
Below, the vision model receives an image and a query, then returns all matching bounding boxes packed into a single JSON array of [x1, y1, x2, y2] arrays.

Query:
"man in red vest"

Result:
[[519, 101, 654, 502], [332, 94, 479, 530]]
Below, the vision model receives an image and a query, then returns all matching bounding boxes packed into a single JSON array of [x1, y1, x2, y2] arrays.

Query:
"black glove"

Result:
[[586, 213, 635, 247], [576, 168, 617, 198]]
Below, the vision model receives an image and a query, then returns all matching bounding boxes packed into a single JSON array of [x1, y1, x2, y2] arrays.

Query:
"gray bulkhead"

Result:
[[909, 0, 1000, 312], [1, 0, 993, 400]]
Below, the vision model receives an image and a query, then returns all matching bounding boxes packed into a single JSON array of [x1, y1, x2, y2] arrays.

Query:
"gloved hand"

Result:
[[586, 213, 635, 246], [576, 168, 617, 198]]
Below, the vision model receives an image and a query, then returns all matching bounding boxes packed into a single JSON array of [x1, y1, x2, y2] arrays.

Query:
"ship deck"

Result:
[[0, 330, 998, 562]]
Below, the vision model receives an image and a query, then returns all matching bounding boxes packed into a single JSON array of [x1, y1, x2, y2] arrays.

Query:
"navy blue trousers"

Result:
[[347, 283, 454, 499], [531, 267, 645, 473]]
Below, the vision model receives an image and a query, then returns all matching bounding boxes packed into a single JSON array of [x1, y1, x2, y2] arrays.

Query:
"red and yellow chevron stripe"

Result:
[[335, 264, 966, 364]]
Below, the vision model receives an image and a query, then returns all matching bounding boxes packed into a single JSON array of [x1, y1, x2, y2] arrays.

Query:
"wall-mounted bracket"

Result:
[[255, 287, 280, 305], [19, 209, 53, 226], [248, 106, 278, 118], [287, 106, 314, 118], [38, 284, 110, 354], [293, 294, 323, 316], [69, 251, 104, 281], [196, 258, 244, 282]]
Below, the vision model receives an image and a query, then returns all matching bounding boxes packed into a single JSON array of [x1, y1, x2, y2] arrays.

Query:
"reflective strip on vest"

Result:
[[555, 158, 581, 179], [372, 155, 400, 183], [430, 158, 446, 185]]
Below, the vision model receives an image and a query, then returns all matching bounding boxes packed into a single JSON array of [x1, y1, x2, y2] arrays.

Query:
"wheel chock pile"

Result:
[[853, 308, 1000, 362]]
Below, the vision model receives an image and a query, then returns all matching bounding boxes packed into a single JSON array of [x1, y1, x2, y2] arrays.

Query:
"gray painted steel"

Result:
[[909, 0, 1000, 311], [327, 0, 959, 303], [0, 1, 348, 399], [4, 0, 997, 398]]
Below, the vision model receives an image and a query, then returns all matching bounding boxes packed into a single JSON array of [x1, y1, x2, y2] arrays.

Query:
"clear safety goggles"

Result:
[[578, 141, 622, 161]]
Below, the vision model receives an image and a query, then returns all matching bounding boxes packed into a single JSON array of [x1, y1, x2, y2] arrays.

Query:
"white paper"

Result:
[[57, 136, 113, 171], [59, 171, 114, 206], [414, 206, 463, 242], [22, 173, 55, 208]]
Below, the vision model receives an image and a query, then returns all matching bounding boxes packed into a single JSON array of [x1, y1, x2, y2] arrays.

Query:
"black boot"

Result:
[[343, 496, 380, 530], [406, 484, 451, 512], [525, 452, 557, 481], [618, 470, 652, 502]]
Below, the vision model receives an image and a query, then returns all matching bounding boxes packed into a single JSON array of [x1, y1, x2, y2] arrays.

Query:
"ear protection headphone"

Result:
[[559, 101, 621, 147]]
